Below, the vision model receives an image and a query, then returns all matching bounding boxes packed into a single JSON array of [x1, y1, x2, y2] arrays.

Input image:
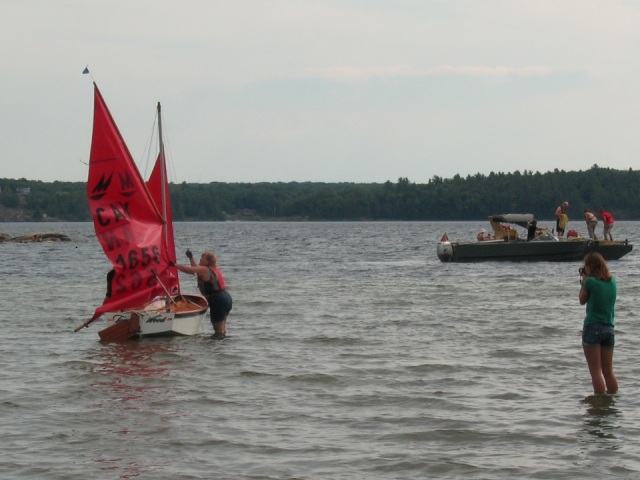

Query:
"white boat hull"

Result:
[[101, 294, 208, 339]]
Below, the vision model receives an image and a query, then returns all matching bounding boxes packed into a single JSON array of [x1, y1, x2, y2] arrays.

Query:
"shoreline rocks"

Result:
[[0, 232, 71, 243]]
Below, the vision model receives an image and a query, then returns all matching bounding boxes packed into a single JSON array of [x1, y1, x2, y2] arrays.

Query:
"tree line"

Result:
[[1, 165, 638, 222]]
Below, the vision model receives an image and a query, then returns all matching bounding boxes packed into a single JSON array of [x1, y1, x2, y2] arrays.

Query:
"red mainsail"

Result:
[[87, 84, 178, 321]]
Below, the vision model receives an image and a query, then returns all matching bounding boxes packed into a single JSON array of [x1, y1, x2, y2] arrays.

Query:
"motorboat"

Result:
[[437, 214, 632, 262]]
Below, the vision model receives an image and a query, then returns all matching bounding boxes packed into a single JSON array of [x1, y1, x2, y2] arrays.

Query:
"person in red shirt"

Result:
[[600, 208, 615, 241]]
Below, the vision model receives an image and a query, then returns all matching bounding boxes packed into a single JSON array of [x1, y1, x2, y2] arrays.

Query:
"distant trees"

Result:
[[1, 166, 640, 221]]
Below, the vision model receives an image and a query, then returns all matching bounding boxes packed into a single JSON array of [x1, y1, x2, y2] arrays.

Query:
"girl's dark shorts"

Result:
[[582, 323, 615, 348], [209, 290, 233, 323]]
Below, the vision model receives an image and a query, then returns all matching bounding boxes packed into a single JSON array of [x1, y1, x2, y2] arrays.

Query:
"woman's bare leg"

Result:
[[600, 347, 618, 394], [213, 319, 226, 337], [583, 345, 606, 394]]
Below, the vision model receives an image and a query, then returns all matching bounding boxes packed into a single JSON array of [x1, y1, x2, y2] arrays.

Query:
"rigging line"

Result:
[[139, 106, 178, 184], [158, 112, 179, 184], [175, 232, 191, 250], [150, 269, 177, 305], [140, 112, 158, 180]]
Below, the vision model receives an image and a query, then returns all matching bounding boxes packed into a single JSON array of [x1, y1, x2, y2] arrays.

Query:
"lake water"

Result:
[[1, 220, 640, 479]]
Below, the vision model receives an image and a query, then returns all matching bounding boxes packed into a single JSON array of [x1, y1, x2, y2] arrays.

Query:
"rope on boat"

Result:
[[150, 269, 177, 305]]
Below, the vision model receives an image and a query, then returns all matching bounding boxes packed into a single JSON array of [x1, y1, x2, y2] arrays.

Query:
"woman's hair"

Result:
[[583, 252, 612, 281], [202, 251, 217, 267]]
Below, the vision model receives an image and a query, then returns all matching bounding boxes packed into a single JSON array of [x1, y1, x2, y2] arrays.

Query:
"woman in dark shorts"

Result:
[[173, 250, 232, 337], [579, 252, 618, 395]]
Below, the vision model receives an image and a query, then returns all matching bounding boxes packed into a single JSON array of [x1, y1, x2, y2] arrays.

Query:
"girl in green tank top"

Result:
[[578, 252, 618, 395]]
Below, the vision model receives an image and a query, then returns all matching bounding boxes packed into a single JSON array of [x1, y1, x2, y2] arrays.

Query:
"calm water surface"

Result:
[[1, 221, 640, 479]]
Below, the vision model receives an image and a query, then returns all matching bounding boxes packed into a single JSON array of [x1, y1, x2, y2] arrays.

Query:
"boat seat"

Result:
[[490, 221, 519, 241]]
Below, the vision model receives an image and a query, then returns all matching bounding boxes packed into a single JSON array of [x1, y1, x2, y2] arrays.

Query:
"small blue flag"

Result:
[[83, 66, 90, 74]]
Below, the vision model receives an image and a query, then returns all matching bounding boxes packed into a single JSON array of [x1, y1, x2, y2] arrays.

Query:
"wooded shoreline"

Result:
[[2, 166, 640, 221]]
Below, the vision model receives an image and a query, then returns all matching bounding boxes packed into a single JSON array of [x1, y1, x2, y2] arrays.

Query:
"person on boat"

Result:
[[583, 209, 598, 240], [172, 250, 232, 337], [526, 220, 538, 241], [104, 268, 116, 302], [579, 252, 618, 395], [476, 229, 491, 241], [600, 208, 615, 241], [555, 201, 569, 237]]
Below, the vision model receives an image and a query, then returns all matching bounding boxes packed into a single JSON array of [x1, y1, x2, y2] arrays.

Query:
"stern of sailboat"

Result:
[[98, 312, 141, 342]]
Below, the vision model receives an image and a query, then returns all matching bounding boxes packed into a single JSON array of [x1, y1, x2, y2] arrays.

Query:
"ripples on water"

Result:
[[1, 221, 640, 479]]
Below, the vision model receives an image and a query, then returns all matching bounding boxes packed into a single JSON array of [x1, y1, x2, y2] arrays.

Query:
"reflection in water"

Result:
[[86, 339, 190, 478], [580, 395, 620, 446], [92, 340, 177, 404]]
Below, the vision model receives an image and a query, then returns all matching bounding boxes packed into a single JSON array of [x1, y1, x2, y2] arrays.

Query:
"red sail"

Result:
[[87, 84, 173, 320], [147, 152, 180, 295]]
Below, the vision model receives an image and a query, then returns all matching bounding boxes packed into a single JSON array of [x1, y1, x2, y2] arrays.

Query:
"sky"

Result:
[[2, 1, 640, 184]]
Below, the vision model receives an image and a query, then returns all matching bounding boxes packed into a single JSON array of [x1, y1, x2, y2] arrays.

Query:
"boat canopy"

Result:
[[488, 214, 535, 228]]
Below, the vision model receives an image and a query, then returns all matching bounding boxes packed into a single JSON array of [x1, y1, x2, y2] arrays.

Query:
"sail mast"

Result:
[[157, 102, 169, 246]]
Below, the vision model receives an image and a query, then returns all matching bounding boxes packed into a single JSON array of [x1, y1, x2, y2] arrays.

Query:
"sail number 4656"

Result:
[[114, 245, 161, 270]]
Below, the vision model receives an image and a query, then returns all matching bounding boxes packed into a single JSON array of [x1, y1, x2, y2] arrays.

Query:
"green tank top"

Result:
[[583, 277, 617, 326]]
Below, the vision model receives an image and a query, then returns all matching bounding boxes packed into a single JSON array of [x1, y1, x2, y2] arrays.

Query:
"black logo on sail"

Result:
[[119, 172, 136, 197], [90, 173, 113, 200]]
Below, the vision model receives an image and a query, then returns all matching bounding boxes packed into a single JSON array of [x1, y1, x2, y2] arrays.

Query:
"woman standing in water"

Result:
[[172, 250, 232, 338], [579, 252, 618, 395]]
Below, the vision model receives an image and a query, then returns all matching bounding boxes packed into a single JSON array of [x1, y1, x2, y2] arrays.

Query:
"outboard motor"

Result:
[[437, 234, 454, 262]]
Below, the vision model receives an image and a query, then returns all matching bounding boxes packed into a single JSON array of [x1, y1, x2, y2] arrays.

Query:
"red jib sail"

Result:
[[87, 84, 178, 321], [147, 151, 179, 295]]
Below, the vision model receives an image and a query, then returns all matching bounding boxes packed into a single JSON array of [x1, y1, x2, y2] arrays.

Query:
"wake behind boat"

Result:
[[437, 214, 632, 262], [75, 83, 208, 340]]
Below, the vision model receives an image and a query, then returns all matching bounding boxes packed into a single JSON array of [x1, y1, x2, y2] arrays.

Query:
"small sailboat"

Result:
[[75, 83, 208, 341]]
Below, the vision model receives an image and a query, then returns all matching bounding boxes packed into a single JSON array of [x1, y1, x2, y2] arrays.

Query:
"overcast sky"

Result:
[[2, 1, 639, 184]]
